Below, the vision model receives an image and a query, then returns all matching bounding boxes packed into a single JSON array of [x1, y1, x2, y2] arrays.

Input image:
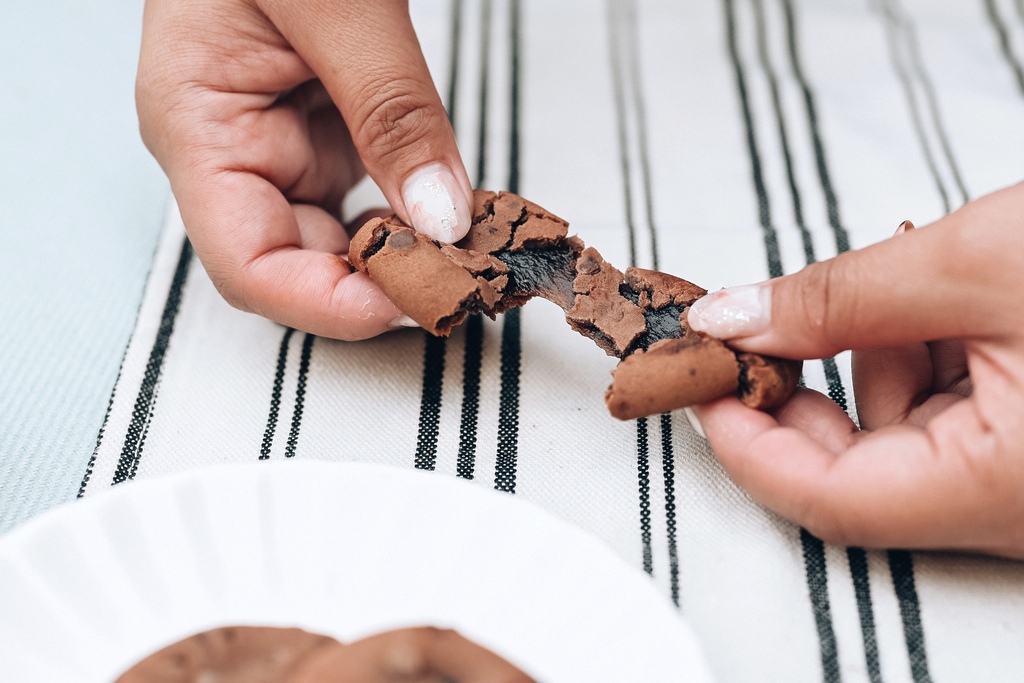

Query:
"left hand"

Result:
[[136, 0, 474, 340]]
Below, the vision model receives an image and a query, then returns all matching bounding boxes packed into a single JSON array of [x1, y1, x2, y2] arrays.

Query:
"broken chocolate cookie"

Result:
[[116, 625, 534, 683], [349, 190, 801, 419]]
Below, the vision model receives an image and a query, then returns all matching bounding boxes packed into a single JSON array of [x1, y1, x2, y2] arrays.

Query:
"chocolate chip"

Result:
[[386, 230, 416, 249], [578, 256, 601, 274]]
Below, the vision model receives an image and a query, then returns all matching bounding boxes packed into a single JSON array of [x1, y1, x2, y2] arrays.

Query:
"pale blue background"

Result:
[[0, 1, 168, 531]]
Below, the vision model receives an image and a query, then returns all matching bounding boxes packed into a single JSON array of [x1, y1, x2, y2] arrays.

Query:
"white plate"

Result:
[[0, 461, 714, 682]]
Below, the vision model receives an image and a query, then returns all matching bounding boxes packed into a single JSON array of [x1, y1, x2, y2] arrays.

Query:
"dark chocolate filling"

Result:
[[496, 247, 578, 309], [362, 230, 389, 260], [614, 283, 688, 354], [617, 283, 641, 305], [635, 303, 687, 352], [348, 190, 801, 416], [567, 320, 620, 357], [736, 355, 753, 400]]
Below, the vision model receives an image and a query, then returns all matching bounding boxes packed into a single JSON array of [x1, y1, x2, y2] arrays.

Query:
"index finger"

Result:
[[259, 0, 474, 241], [689, 182, 1024, 359]]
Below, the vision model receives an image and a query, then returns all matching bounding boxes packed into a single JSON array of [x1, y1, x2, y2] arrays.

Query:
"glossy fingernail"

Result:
[[388, 314, 420, 330], [683, 407, 706, 439], [894, 220, 915, 236], [401, 162, 469, 243], [687, 283, 772, 339]]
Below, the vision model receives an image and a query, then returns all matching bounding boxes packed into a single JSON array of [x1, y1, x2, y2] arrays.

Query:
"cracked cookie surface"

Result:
[[349, 190, 800, 419]]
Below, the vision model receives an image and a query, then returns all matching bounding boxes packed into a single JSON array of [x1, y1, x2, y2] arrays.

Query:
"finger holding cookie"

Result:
[[687, 181, 1024, 557], [136, 0, 473, 340]]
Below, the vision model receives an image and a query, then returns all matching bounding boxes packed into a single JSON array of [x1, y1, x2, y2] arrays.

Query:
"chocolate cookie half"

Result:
[[117, 625, 534, 683], [349, 190, 800, 419]]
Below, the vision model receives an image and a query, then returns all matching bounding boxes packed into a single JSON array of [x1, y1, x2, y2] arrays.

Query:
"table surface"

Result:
[[0, 0, 166, 532]]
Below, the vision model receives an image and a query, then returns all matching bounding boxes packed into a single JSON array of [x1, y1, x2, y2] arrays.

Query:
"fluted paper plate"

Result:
[[0, 461, 713, 682]]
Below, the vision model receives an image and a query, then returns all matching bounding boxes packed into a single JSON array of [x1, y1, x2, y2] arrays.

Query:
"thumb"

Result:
[[261, 0, 473, 242], [687, 209, 1001, 359]]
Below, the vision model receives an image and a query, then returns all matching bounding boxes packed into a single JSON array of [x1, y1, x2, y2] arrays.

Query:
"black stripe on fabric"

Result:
[[723, 0, 784, 279], [800, 529, 842, 683], [896, 6, 969, 205], [622, 0, 660, 271], [637, 417, 653, 575], [789, 3, 937, 675], [475, 0, 493, 188], [445, 0, 463, 130], [847, 547, 883, 683], [414, 335, 446, 470], [111, 237, 193, 485], [624, 0, 680, 601], [608, 0, 656, 579], [771, 7, 893, 676], [260, 327, 296, 460], [81, 212, 174, 495], [752, 0, 816, 264], [723, 3, 841, 677], [607, 1, 640, 268], [456, 314, 484, 479], [494, 0, 523, 494], [754, 0, 852, 414], [79, 341, 131, 497], [507, 0, 522, 195], [283, 332, 315, 458], [660, 413, 679, 605], [456, 0, 493, 482], [752, 0, 850, 416], [821, 357, 849, 413], [494, 310, 521, 493], [984, 0, 1024, 96], [411, 0, 465, 471], [889, 550, 933, 683], [878, 2, 953, 214], [780, 0, 851, 255]]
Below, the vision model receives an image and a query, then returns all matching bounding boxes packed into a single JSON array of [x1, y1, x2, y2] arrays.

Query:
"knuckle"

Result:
[[210, 271, 252, 313], [352, 79, 442, 162], [200, 251, 254, 314], [791, 258, 849, 353]]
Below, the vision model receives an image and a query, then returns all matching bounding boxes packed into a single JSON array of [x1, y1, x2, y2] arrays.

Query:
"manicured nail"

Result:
[[401, 162, 469, 243], [687, 283, 771, 339], [683, 407, 706, 439], [894, 220, 915, 236], [388, 314, 420, 330]]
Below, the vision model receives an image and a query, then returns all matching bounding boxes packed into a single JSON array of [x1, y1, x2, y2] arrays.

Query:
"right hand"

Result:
[[687, 182, 1024, 557], [136, 0, 474, 339]]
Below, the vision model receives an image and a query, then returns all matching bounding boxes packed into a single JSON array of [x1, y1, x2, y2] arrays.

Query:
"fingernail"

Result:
[[401, 162, 469, 243], [683, 407, 706, 439], [687, 283, 772, 339], [894, 220, 915, 236], [388, 314, 420, 330]]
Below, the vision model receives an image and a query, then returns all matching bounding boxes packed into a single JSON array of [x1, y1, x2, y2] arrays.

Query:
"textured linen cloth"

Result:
[[79, 1, 1024, 681], [0, 0, 166, 532]]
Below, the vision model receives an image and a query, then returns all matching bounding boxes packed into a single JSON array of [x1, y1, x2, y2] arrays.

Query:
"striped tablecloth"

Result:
[[77, 1, 1024, 681]]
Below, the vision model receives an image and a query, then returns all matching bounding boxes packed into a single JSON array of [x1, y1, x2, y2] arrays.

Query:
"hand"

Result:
[[686, 182, 1024, 557], [136, 0, 474, 339]]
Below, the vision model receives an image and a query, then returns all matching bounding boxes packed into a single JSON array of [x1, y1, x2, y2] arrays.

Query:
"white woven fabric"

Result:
[[79, 1, 1024, 681]]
